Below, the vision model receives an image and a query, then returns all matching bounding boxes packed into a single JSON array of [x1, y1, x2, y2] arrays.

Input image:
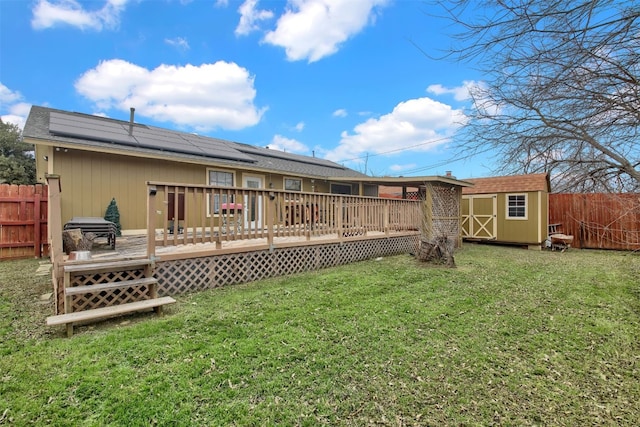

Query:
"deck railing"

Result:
[[146, 181, 421, 257]]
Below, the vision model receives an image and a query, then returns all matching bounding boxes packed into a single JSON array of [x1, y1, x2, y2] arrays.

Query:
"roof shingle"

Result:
[[462, 173, 550, 194], [23, 105, 367, 180]]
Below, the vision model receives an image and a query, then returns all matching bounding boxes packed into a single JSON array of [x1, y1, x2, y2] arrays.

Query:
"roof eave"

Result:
[[327, 176, 474, 187]]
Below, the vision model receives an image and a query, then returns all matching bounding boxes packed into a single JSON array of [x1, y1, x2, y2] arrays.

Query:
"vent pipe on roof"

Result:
[[129, 107, 135, 135]]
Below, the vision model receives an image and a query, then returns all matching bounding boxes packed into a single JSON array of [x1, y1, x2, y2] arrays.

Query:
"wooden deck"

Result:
[[82, 229, 412, 262], [47, 177, 426, 319]]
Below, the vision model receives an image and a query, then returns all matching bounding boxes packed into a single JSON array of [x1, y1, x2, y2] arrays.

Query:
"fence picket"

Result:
[[0, 184, 49, 259]]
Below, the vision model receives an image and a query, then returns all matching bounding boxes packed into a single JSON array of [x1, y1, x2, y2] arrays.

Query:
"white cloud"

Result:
[[235, 0, 274, 36], [165, 37, 190, 50], [1, 113, 27, 130], [293, 121, 305, 131], [427, 81, 479, 102], [332, 108, 347, 118], [75, 59, 267, 131], [31, 0, 129, 31], [0, 84, 30, 129], [428, 81, 503, 117], [0, 84, 23, 104], [324, 96, 466, 163], [389, 163, 416, 172], [268, 134, 308, 153], [263, 0, 389, 63]]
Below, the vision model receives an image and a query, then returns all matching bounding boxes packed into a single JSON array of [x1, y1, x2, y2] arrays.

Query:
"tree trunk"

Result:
[[417, 235, 455, 267]]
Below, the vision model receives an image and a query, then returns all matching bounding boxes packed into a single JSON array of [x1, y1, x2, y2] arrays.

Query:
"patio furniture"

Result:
[[168, 218, 183, 235], [64, 217, 117, 249], [547, 223, 573, 251], [220, 203, 242, 234]]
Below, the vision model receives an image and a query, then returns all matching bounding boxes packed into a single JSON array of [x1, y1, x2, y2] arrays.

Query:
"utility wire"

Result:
[[387, 146, 495, 176], [336, 136, 451, 163]]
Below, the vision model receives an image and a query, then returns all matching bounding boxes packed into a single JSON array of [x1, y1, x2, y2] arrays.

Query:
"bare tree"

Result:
[[434, 0, 640, 192]]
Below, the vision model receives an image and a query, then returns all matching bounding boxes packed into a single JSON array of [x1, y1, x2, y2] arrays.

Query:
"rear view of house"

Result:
[[462, 173, 550, 248]]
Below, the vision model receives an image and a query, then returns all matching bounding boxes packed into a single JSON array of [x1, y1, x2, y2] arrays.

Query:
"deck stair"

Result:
[[46, 258, 175, 337]]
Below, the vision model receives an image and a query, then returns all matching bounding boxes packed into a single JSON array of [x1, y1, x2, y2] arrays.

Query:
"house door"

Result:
[[243, 175, 263, 230], [462, 195, 497, 239]]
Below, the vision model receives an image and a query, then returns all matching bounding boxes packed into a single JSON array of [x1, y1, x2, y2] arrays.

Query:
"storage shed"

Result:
[[461, 173, 550, 248]]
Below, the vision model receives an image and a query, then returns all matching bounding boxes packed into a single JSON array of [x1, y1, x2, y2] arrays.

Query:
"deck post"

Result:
[[147, 183, 157, 260], [337, 197, 343, 241], [384, 202, 390, 236], [267, 191, 275, 248], [45, 174, 64, 315]]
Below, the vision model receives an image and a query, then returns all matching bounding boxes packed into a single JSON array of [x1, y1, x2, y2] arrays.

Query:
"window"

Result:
[[208, 170, 234, 214], [506, 194, 527, 219], [331, 183, 353, 195], [363, 184, 378, 197], [209, 170, 234, 187], [284, 178, 302, 192]]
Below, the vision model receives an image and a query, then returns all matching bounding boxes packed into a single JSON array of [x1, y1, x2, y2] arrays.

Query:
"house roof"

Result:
[[22, 106, 367, 180], [461, 173, 550, 195], [335, 176, 473, 188]]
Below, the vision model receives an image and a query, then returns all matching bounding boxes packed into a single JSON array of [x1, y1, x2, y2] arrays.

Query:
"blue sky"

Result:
[[0, 0, 495, 178]]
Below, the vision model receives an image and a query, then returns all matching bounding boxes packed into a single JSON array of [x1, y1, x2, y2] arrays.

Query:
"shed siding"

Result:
[[496, 192, 544, 244]]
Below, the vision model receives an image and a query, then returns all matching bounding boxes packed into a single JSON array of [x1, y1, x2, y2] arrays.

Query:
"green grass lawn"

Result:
[[1, 244, 639, 426]]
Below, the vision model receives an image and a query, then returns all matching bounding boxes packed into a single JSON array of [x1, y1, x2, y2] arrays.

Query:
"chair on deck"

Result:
[[220, 203, 243, 234], [168, 218, 183, 235]]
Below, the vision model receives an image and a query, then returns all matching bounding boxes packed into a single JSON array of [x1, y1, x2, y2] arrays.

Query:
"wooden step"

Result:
[[46, 297, 176, 337], [65, 277, 158, 296], [64, 258, 153, 275]]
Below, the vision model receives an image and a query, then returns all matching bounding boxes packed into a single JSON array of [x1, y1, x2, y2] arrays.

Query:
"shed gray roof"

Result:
[[23, 105, 367, 179]]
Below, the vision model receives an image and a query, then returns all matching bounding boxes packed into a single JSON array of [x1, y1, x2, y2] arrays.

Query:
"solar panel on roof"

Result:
[[240, 145, 345, 169], [180, 134, 255, 162], [50, 112, 138, 146], [48, 111, 256, 163]]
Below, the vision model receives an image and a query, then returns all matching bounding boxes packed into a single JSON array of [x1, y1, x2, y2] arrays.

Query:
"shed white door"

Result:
[[462, 195, 497, 240]]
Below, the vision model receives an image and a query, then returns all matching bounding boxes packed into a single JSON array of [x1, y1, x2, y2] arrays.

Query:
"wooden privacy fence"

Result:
[[0, 184, 49, 259], [549, 193, 640, 250]]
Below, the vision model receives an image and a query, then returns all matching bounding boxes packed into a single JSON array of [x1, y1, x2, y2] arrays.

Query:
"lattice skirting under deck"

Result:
[[155, 236, 419, 295], [66, 269, 152, 313]]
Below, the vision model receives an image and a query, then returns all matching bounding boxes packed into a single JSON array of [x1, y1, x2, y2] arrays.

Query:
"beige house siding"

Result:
[[36, 148, 336, 232]]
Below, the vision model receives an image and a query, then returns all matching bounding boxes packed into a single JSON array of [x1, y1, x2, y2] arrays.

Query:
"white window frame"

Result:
[[207, 168, 236, 216], [284, 177, 302, 192], [506, 193, 528, 220]]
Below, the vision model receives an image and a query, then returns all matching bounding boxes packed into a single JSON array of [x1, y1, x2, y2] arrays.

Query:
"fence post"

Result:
[[45, 174, 64, 314], [34, 191, 42, 258]]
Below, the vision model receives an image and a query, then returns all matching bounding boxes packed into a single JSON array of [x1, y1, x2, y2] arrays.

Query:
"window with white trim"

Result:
[[208, 169, 234, 214], [506, 193, 527, 219], [284, 177, 302, 192]]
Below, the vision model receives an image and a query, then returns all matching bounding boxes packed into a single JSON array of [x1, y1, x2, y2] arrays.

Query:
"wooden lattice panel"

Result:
[[426, 183, 462, 246], [69, 286, 151, 312], [156, 236, 419, 296], [67, 269, 151, 312]]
